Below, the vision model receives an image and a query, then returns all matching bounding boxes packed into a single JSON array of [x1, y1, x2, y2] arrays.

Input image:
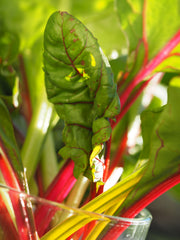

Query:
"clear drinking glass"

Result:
[[0, 184, 152, 240]]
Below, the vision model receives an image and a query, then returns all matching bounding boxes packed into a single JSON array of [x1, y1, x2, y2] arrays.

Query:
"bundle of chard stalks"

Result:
[[0, 0, 180, 239]]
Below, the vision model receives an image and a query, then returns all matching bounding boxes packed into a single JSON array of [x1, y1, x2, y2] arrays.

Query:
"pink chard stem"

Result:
[[105, 28, 180, 239], [34, 160, 76, 236], [102, 171, 180, 240], [0, 154, 37, 240], [113, 30, 180, 129], [0, 193, 19, 240]]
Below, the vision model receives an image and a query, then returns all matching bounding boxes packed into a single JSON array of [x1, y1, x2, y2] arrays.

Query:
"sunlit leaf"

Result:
[[44, 11, 120, 178], [116, 0, 180, 73]]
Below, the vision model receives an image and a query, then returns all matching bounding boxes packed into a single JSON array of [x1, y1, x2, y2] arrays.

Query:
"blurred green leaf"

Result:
[[116, 0, 180, 73], [70, 0, 127, 57], [0, 0, 55, 49], [0, 30, 19, 65]]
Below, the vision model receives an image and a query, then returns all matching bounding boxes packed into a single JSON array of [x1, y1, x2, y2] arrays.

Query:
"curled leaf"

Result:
[[44, 11, 120, 178]]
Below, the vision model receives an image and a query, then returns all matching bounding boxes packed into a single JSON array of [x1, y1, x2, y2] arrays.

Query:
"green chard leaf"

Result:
[[118, 78, 180, 213], [43, 11, 120, 179], [116, 0, 180, 74]]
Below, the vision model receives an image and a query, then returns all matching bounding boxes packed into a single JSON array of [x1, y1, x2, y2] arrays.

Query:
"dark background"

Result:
[[147, 190, 180, 240]]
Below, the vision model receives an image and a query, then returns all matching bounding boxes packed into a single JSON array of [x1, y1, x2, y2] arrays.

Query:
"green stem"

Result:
[[59, 175, 90, 222], [21, 99, 53, 182], [66, 174, 90, 208], [40, 131, 59, 191]]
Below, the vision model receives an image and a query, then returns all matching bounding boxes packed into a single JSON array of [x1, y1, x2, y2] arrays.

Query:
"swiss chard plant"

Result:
[[0, 0, 180, 239]]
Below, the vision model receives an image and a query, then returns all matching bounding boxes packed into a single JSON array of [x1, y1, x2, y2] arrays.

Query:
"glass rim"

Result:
[[0, 183, 152, 225], [102, 208, 152, 225]]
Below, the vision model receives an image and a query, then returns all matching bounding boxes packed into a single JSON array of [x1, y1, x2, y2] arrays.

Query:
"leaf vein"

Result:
[[61, 15, 84, 77]]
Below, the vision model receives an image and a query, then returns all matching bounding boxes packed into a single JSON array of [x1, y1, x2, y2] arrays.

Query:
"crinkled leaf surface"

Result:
[[117, 79, 180, 212], [44, 11, 120, 178], [116, 0, 180, 73], [0, 98, 25, 189]]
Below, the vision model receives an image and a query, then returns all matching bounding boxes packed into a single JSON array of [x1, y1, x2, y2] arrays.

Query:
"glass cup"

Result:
[[0, 184, 152, 240]]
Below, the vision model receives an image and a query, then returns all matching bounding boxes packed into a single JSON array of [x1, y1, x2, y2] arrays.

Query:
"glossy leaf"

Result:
[[44, 11, 120, 178]]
